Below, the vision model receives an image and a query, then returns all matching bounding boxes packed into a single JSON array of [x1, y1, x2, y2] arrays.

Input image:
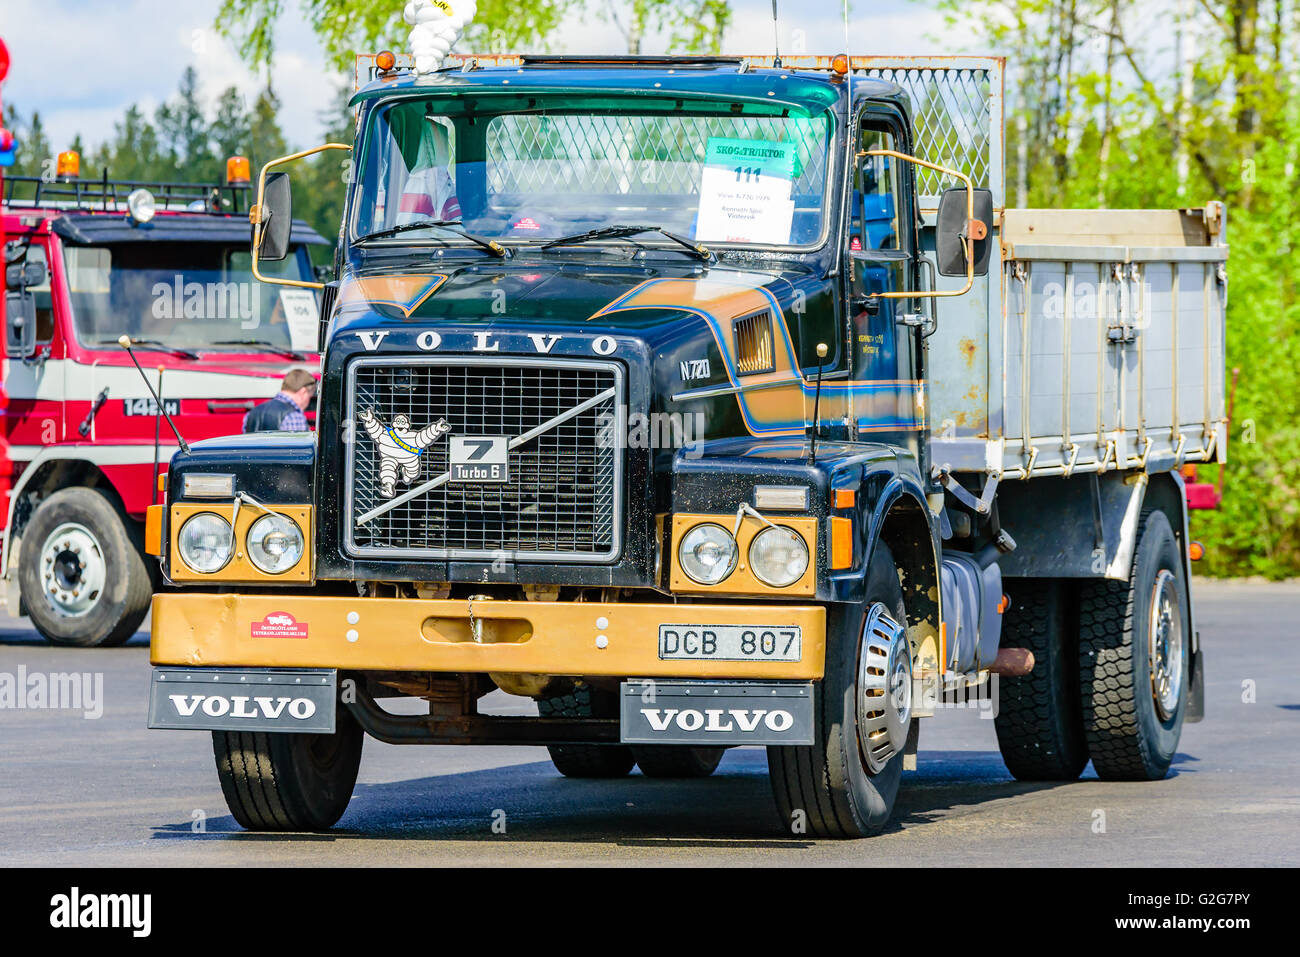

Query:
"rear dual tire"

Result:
[[1078, 510, 1189, 780], [993, 580, 1089, 781]]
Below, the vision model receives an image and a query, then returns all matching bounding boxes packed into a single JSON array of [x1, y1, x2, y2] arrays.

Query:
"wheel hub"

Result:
[[857, 603, 913, 773], [1148, 569, 1184, 720], [39, 523, 106, 619]]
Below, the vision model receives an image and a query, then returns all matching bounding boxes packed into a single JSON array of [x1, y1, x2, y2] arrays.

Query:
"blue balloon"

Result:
[[0, 134, 18, 168]]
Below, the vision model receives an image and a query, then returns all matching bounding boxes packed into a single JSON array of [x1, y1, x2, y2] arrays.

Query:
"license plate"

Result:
[[148, 668, 337, 734], [620, 680, 814, 745], [658, 624, 802, 661], [450, 436, 509, 483]]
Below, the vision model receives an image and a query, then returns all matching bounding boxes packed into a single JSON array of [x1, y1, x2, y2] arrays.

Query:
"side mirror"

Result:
[[247, 142, 351, 290], [936, 187, 994, 278], [6, 291, 38, 359], [6, 261, 46, 288], [254, 171, 294, 263]]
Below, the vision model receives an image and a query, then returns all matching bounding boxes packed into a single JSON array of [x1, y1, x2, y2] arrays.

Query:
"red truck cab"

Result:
[[2, 158, 328, 645]]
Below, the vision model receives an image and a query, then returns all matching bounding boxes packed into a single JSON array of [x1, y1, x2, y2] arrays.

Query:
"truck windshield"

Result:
[[353, 94, 834, 250], [63, 242, 319, 354]]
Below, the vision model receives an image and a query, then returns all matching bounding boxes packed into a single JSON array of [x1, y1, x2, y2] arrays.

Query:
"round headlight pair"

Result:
[[177, 512, 303, 575], [677, 522, 809, 588]]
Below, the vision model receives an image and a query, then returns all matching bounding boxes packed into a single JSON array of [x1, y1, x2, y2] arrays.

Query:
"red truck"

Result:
[[2, 150, 328, 646]]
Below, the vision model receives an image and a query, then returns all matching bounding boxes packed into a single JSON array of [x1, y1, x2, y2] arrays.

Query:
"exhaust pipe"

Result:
[[988, 647, 1035, 676]]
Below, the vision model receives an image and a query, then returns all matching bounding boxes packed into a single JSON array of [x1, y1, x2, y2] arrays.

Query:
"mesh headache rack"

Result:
[[3, 171, 250, 215]]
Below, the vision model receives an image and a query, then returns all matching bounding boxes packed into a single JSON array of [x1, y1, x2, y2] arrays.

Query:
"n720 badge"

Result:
[[450, 436, 509, 483]]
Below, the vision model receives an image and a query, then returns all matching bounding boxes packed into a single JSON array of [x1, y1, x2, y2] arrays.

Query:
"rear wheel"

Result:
[[540, 684, 635, 778], [768, 544, 910, 838], [632, 746, 725, 778], [19, 487, 153, 647], [212, 708, 363, 831], [993, 579, 1089, 780], [1078, 510, 1189, 780]]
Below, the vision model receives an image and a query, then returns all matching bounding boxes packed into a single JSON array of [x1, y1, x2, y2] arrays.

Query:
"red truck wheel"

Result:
[[18, 487, 153, 647]]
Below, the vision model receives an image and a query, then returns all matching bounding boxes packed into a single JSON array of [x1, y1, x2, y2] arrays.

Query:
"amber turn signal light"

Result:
[[1189, 541, 1205, 561]]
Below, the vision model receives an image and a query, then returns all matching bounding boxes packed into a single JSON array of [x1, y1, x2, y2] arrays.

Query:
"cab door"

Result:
[[843, 114, 923, 454], [4, 234, 63, 447]]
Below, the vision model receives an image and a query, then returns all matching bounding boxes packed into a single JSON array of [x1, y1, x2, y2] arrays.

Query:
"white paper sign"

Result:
[[694, 137, 796, 245], [278, 289, 320, 353]]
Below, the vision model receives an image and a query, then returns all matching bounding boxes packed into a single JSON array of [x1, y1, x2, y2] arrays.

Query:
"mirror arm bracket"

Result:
[[251, 142, 352, 291]]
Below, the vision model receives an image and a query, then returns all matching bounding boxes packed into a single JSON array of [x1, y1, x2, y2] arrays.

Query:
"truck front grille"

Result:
[[345, 356, 622, 562]]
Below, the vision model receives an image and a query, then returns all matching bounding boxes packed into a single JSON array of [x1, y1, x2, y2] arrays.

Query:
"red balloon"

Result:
[[0, 38, 9, 83]]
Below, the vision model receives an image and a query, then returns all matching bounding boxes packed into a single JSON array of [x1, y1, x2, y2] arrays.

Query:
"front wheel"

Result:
[[212, 708, 364, 831], [1077, 509, 1190, 780], [19, 487, 153, 647], [767, 544, 911, 838]]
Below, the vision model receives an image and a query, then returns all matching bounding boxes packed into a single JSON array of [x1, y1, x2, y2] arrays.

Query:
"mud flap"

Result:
[[148, 667, 337, 733], [1186, 648, 1205, 723]]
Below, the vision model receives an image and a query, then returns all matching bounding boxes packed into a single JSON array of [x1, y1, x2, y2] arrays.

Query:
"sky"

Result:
[[0, 0, 950, 156]]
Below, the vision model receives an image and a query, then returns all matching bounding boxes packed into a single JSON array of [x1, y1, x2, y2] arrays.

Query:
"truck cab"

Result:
[[147, 55, 1225, 837], [2, 159, 328, 645]]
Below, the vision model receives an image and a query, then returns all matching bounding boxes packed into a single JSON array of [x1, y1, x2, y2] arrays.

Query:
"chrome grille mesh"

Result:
[[346, 358, 621, 561]]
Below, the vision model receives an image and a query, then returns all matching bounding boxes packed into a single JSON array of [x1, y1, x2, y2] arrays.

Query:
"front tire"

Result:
[[993, 579, 1089, 780], [19, 487, 153, 647], [1078, 509, 1190, 780], [212, 708, 363, 831], [767, 544, 910, 838]]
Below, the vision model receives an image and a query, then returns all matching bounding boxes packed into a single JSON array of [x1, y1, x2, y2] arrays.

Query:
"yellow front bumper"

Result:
[[150, 593, 827, 680]]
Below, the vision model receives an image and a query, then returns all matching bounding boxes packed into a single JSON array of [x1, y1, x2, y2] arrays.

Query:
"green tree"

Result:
[[214, 0, 730, 69], [156, 66, 217, 180], [3, 105, 53, 179], [211, 86, 253, 163]]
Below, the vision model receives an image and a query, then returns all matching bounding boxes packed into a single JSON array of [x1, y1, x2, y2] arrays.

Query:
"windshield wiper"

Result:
[[103, 338, 199, 360], [209, 340, 308, 360], [357, 219, 509, 257], [540, 224, 712, 261]]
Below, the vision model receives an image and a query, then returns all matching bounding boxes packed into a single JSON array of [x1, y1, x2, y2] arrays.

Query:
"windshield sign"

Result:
[[63, 243, 319, 354], [353, 95, 833, 250]]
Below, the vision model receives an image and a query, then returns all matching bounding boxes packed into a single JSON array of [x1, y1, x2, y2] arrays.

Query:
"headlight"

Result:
[[748, 525, 809, 587], [177, 513, 233, 573], [246, 513, 305, 574], [677, 523, 738, 585]]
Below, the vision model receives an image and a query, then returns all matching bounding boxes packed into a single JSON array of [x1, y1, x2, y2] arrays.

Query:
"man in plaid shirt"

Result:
[[243, 369, 317, 433]]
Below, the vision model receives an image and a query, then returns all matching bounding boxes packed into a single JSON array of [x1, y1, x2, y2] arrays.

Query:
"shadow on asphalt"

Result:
[[147, 748, 1079, 845], [0, 630, 149, 648]]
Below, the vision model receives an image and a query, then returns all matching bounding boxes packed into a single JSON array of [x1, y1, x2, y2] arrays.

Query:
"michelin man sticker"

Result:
[[358, 408, 452, 498]]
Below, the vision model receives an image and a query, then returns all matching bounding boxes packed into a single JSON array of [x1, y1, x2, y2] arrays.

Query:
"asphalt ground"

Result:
[[0, 579, 1296, 866]]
